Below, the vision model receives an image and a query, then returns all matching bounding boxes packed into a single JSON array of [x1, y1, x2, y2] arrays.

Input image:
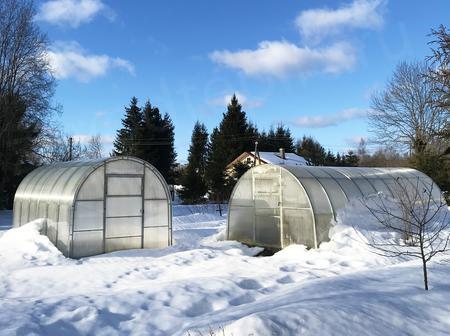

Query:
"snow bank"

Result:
[[0, 203, 449, 336], [0, 219, 67, 270]]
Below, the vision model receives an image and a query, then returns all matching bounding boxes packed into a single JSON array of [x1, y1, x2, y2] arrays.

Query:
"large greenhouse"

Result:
[[13, 157, 172, 258], [227, 164, 441, 250]]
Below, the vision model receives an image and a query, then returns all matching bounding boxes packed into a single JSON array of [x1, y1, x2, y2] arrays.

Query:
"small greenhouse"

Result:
[[227, 164, 441, 250], [13, 156, 172, 258]]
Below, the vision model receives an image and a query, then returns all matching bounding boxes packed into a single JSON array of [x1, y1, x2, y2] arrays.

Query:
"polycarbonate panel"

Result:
[[281, 170, 310, 209], [349, 177, 376, 196], [228, 206, 254, 243], [314, 213, 334, 245], [230, 173, 253, 207], [282, 208, 315, 248], [72, 230, 103, 258], [56, 205, 71, 256], [105, 236, 142, 252], [316, 177, 347, 211], [77, 167, 104, 200], [333, 178, 363, 199], [144, 200, 168, 227], [56, 166, 93, 204], [106, 217, 142, 238], [12, 200, 21, 227], [254, 175, 280, 209], [143, 227, 169, 248], [106, 197, 142, 217], [74, 201, 103, 231], [47, 204, 58, 244], [255, 212, 281, 248], [299, 178, 333, 215], [38, 202, 47, 220], [28, 200, 38, 221], [106, 159, 144, 175], [108, 176, 142, 196], [145, 168, 167, 199], [20, 200, 29, 224]]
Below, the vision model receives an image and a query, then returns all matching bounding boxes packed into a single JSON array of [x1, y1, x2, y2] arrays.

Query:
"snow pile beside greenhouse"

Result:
[[0, 202, 449, 336]]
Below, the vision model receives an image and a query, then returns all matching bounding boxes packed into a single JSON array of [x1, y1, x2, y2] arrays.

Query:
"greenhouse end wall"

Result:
[[227, 164, 442, 250], [13, 157, 172, 258]]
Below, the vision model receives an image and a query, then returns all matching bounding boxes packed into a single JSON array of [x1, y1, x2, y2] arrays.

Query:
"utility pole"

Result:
[[254, 141, 259, 167], [69, 137, 73, 161]]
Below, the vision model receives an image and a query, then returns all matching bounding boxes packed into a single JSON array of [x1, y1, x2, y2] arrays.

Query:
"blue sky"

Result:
[[36, 0, 450, 162]]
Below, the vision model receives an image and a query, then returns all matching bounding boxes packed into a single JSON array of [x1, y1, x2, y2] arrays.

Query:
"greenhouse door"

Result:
[[104, 175, 144, 252], [253, 171, 281, 249]]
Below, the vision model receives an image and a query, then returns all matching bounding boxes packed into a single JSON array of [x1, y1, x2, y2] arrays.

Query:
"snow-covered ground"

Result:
[[0, 204, 449, 335]]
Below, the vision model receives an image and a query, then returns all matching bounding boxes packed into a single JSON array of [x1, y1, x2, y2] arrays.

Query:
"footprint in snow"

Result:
[[236, 278, 261, 290]]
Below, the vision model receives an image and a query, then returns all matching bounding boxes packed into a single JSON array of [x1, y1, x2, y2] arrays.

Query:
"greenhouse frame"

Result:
[[227, 164, 441, 250], [13, 156, 172, 258]]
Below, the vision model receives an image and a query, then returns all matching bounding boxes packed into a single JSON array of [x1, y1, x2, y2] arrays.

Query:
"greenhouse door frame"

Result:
[[252, 167, 283, 249], [104, 173, 144, 251]]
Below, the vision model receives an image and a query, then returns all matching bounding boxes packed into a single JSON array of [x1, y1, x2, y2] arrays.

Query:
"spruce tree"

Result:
[[296, 136, 326, 165], [179, 122, 209, 204], [206, 94, 256, 201], [345, 150, 359, 167], [113, 97, 143, 156], [140, 100, 177, 183]]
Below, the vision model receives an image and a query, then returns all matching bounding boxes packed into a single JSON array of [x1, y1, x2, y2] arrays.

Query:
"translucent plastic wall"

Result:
[[13, 157, 172, 258], [227, 164, 441, 250]]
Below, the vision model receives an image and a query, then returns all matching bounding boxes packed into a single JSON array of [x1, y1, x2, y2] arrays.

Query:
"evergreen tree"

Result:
[[206, 94, 255, 201], [179, 122, 209, 204], [345, 150, 359, 167], [296, 136, 327, 165], [140, 100, 177, 183], [113, 97, 143, 156], [324, 150, 337, 166], [258, 124, 295, 152]]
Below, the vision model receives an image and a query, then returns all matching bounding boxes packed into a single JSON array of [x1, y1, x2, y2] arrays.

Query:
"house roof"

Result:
[[226, 151, 309, 169]]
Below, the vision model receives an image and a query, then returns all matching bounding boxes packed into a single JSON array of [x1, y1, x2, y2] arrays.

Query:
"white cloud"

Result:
[[210, 41, 355, 77], [46, 42, 135, 82], [208, 92, 264, 108], [36, 0, 113, 28], [293, 108, 369, 128], [296, 0, 384, 42]]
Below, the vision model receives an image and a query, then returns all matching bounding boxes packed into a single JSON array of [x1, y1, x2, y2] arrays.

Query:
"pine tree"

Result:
[[113, 97, 143, 156], [179, 122, 209, 204], [206, 94, 256, 201]]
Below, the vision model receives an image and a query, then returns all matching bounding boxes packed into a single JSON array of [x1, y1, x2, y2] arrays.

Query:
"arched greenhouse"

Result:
[[13, 156, 172, 258], [227, 164, 441, 250]]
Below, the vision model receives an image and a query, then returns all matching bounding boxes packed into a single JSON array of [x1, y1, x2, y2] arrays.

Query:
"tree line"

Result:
[[0, 0, 448, 208]]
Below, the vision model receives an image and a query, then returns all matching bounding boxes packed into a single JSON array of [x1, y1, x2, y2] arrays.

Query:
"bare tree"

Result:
[[86, 135, 104, 159], [360, 177, 449, 290], [427, 25, 450, 110], [369, 61, 448, 156], [0, 0, 56, 208]]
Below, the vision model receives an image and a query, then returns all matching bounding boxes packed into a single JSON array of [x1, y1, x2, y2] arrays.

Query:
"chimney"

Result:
[[279, 148, 285, 160]]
